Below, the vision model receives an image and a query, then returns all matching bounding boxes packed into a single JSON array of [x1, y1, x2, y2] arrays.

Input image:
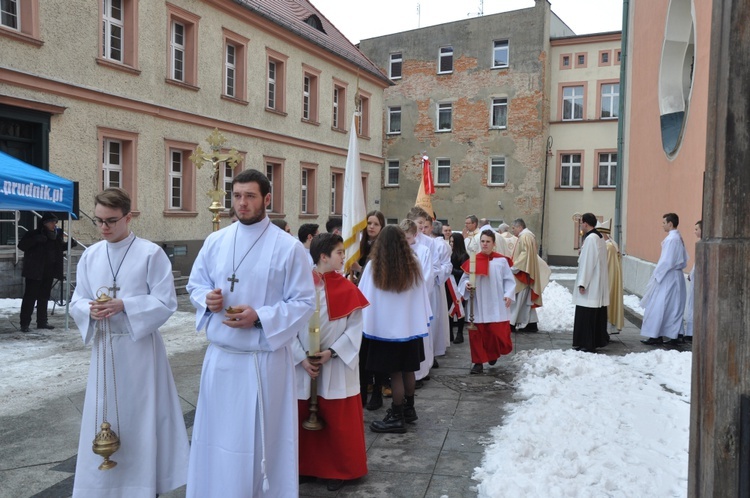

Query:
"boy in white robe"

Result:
[[458, 230, 516, 374], [294, 233, 369, 492], [70, 187, 189, 498], [186, 169, 315, 497]]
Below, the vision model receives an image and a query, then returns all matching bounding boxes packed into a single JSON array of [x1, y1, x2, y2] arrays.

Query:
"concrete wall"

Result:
[[359, 3, 552, 231], [621, 0, 710, 291]]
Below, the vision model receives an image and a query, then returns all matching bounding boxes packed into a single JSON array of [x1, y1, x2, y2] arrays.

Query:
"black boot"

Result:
[[370, 404, 406, 433], [403, 395, 418, 423], [453, 331, 464, 344], [366, 386, 383, 411]]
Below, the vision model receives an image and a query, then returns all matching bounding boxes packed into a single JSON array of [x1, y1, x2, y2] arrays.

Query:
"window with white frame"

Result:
[[265, 161, 283, 213], [389, 52, 402, 79], [489, 156, 506, 185], [301, 169, 309, 214], [332, 85, 342, 129], [356, 93, 370, 137], [225, 43, 236, 98], [166, 5, 199, 86], [436, 158, 451, 185], [169, 149, 183, 209], [222, 29, 248, 102], [438, 46, 453, 73], [102, 0, 123, 61], [598, 152, 617, 188], [265, 51, 287, 112], [493, 40, 509, 68], [330, 171, 343, 214], [437, 103, 452, 131], [102, 139, 123, 189], [223, 163, 234, 209], [560, 153, 582, 187], [600, 83, 619, 119], [330, 172, 336, 213], [388, 106, 401, 134], [302, 70, 319, 122], [386, 160, 399, 186], [268, 60, 277, 109], [170, 21, 185, 82], [491, 97, 508, 128], [562, 85, 584, 120], [0, 0, 17, 29], [303, 75, 311, 120]]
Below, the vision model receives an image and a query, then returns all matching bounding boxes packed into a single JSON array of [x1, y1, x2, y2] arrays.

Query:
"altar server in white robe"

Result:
[[186, 169, 315, 497], [640, 213, 689, 345], [429, 221, 453, 358], [458, 230, 516, 374], [70, 187, 189, 498], [400, 217, 434, 382]]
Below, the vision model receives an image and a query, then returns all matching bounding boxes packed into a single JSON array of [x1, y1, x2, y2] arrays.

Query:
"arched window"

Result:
[[658, 0, 695, 157]]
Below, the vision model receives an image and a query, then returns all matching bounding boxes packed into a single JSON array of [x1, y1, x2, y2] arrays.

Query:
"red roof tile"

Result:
[[236, 0, 390, 84]]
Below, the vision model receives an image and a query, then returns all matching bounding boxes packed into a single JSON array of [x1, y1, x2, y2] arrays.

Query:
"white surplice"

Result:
[[413, 236, 436, 380], [640, 229, 689, 339], [292, 285, 363, 400], [431, 236, 452, 357], [573, 231, 609, 309], [69, 233, 189, 498], [186, 218, 315, 497], [458, 256, 516, 323]]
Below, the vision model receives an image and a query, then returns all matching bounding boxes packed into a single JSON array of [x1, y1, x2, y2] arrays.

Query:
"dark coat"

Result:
[[17, 226, 75, 280]]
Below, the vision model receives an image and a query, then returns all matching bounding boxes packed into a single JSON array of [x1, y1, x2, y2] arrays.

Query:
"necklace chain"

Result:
[[106, 236, 136, 298], [229, 220, 271, 291]]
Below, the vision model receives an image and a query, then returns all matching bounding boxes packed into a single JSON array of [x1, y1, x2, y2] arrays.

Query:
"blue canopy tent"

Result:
[[0, 150, 77, 330]]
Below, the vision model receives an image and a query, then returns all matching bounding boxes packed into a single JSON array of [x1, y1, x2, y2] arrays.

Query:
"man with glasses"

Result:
[[69, 187, 189, 497]]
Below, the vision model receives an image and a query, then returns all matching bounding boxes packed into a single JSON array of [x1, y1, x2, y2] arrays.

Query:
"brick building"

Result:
[[358, 1, 573, 233]]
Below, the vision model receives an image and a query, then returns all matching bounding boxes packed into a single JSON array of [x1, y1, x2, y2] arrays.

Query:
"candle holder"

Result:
[[303, 284, 325, 431]]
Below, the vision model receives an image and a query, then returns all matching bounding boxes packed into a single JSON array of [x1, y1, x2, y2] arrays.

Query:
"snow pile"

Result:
[[537, 281, 575, 332], [624, 294, 645, 316], [0, 298, 22, 317], [474, 349, 691, 498], [0, 311, 205, 417]]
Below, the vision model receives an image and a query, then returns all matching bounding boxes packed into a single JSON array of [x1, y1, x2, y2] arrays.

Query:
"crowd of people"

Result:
[[48, 167, 698, 496]]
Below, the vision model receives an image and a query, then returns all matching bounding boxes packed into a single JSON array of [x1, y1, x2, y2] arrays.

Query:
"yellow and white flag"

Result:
[[342, 114, 367, 272]]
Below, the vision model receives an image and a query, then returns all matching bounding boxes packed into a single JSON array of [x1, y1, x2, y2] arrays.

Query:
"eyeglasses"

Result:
[[93, 214, 127, 228]]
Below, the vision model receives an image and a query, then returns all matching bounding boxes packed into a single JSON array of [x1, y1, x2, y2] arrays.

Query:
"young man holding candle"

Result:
[[293, 233, 370, 492], [458, 230, 516, 374]]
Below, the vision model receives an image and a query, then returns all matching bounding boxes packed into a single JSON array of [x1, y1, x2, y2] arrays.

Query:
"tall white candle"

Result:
[[469, 251, 476, 286], [308, 287, 321, 354]]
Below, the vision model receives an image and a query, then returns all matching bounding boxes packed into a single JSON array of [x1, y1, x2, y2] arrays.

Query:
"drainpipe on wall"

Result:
[[614, 0, 630, 248], [539, 135, 553, 257]]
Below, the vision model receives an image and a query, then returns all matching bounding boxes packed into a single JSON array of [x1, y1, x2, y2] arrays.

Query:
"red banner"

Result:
[[422, 156, 435, 195]]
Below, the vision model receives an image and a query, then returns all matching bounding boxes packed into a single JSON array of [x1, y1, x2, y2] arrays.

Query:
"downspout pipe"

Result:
[[615, 0, 630, 247]]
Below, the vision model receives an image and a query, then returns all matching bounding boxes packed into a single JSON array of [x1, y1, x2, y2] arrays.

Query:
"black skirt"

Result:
[[365, 337, 425, 373], [572, 305, 610, 351]]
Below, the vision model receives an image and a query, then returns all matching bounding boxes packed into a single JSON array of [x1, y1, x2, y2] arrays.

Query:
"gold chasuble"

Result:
[[512, 231, 544, 307], [606, 239, 625, 330]]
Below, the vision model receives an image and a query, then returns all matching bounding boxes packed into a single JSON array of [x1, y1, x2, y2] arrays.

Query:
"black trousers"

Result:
[[20, 276, 54, 327]]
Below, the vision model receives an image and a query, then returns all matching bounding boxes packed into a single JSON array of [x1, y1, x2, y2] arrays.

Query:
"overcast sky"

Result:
[[312, 0, 624, 44]]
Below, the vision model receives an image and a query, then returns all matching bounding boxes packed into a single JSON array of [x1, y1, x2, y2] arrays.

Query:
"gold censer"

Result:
[[92, 288, 121, 470]]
